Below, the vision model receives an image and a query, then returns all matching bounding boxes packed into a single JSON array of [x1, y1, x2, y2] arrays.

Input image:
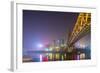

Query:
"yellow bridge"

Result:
[[67, 13, 91, 52]]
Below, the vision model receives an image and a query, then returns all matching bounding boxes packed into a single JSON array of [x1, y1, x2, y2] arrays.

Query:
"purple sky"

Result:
[[23, 10, 79, 50]]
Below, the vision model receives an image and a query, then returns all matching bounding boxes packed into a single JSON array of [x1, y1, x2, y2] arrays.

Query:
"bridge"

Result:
[[67, 13, 91, 52]]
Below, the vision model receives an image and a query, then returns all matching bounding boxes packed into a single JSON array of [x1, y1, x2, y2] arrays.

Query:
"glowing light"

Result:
[[56, 53, 59, 59], [37, 44, 43, 48], [75, 43, 86, 49], [49, 47, 53, 51], [45, 48, 48, 51], [79, 44, 86, 48], [80, 53, 85, 59], [77, 55, 80, 60], [61, 55, 64, 60], [61, 44, 64, 47], [40, 54, 42, 62], [49, 53, 52, 60], [55, 46, 59, 48]]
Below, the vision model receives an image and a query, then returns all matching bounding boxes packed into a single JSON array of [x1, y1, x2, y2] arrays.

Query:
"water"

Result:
[[23, 48, 91, 62]]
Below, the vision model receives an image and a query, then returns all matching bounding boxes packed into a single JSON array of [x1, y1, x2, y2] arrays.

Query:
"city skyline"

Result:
[[23, 10, 79, 51]]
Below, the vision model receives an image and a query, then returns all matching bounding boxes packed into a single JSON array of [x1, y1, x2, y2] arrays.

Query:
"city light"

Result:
[[49, 47, 53, 51], [75, 43, 86, 49], [37, 44, 43, 48], [45, 48, 49, 51], [80, 44, 86, 48], [40, 54, 42, 62]]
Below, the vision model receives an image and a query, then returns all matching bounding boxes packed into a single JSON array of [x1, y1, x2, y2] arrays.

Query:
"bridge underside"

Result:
[[67, 13, 91, 52], [67, 13, 91, 47]]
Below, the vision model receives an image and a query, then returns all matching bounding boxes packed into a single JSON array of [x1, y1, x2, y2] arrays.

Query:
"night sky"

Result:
[[23, 10, 79, 51]]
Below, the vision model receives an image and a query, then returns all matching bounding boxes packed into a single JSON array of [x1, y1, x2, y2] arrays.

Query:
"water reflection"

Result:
[[23, 49, 91, 62]]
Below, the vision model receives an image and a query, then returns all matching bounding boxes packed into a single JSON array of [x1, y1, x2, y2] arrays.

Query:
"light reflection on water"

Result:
[[23, 49, 91, 62]]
